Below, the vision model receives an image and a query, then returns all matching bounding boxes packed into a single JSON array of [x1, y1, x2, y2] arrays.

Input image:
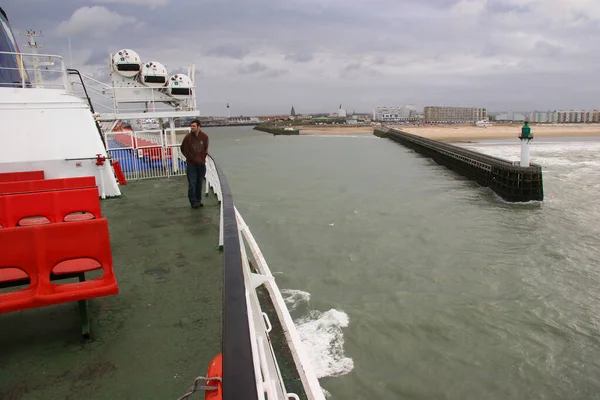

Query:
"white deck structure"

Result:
[[0, 44, 120, 197]]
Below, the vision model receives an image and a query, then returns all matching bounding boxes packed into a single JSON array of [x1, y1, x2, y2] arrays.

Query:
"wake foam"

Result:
[[296, 309, 354, 378], [281, 289, 355, 380], [281, 288, 311, 312]]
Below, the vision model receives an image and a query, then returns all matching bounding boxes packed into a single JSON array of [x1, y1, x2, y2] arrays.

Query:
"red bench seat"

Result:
[[0, 187, 101, 228], [0, 219, 119, 337], [0, 218, 118, 312], [0, 259, 102, 284], [0, 170, 45, 183], [0, 176, 96, 196]]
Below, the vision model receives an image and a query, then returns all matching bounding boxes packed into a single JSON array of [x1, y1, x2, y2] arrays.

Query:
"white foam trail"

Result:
[[296, 309, 355, 378], [281, 290, 355, 380], [281, 289, 311, 312]]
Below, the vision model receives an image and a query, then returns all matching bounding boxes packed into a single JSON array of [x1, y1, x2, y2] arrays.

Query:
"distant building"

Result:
[[496, 109, 600, 123], [494, 111, 527, 122], [257, 115, 289, 121], [554, 110, 600, 123], [313, 116, 332, 124], [338, 104, 347, 118], [528, 110, 557, 123], [423, 106, 487, 123], [353, 114, 371, 121], [290, 105, 296, 117], [227, 116, 259, 123], [373, 105, 418, 122]]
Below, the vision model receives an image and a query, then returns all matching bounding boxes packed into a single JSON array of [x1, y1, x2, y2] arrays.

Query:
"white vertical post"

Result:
[[111, 75, 118, 114], [520, 140, 530, 167], [190, 63, 197, 112], [98, 165, 106, 199], [169, 118, 178, 173], [68, 36, 72, 67], [20, 57, 25, 88]]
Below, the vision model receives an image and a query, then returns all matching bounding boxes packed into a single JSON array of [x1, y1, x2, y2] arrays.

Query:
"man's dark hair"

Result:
[[191, 119, 201, 127]]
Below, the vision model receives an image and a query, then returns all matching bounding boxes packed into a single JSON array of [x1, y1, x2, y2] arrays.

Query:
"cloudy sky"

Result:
[[3, 0, 599, 116]]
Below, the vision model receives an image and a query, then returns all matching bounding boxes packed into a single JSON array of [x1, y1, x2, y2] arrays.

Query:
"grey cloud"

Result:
[[485, 1, 530, 14], [344, 63, 361, 72], [207, 44, 251, 60], [85, 47, 110, 66], [93, 0, 169, 7], [285, 53, 313, 63], [238, 62, 268, 74], [264, 69, 288, 78], [533, 41, 563, 57], [373, 56, 386, 65], [235, 62, 286, 78], [341, 63, 381, 79]]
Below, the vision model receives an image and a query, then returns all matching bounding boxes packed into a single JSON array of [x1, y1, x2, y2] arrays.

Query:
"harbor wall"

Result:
[[253, 125, 300, 135], [375, 127, 544, 202]]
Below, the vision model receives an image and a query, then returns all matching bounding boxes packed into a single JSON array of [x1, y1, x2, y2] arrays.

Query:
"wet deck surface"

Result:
[[0, 177, 222, 400]]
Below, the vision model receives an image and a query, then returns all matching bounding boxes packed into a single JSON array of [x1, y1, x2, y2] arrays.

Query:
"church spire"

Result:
[[290, 105, 296, 117]]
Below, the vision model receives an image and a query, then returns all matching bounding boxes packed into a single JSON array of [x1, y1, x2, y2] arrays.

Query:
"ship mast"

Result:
[[22, 30, 43, 87]]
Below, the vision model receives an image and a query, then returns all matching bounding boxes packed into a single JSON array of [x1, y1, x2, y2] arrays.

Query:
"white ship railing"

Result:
[[204, 156, 325, 400], [69, 74, 115, 113], [235, 209, 325, 400], [104, 128, 188, 181], [70, 71, 198, 118], [0, 51, 70, 91]]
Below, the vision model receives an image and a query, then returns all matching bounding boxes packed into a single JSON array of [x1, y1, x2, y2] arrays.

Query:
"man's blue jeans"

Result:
[[186, 163, 206, 206]]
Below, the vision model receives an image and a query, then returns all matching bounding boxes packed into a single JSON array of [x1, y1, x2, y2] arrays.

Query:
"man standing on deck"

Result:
[[180, 119, 209, 208]]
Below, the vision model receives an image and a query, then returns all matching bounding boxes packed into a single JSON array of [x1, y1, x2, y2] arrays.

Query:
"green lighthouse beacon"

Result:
[[518, 121, 532, 167], [519, 121, 532, 140]]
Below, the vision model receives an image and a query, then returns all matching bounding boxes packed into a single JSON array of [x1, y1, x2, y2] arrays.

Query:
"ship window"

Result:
[[144, 75, 166, 84], [171, 88, 190, 95], [117, 63, 141, 72], [0, 11, 27, 87]]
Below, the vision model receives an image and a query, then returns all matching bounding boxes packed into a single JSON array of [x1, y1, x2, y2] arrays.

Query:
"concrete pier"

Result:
[[254, 125, 299, 135], [375, 127, 544, 202]]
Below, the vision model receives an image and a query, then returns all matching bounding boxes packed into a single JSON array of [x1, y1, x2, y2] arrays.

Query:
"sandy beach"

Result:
[[299, 126, 374, 135], [299, 124, 600, 142]]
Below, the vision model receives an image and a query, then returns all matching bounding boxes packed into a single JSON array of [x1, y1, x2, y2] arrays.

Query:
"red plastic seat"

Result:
[[0, 267, 28, 284], [0, 176, 96, 196], [17, 217, 51, 226], [0, 218, 119, 314], [53, 258, 102, 275], [0, 187, 101, 228], [0, 170, 44, 183], [63, 213, 95, 222]]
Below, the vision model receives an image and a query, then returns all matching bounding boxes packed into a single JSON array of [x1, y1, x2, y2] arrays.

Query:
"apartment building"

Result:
[[423, 106, 487, 123], [555, 110, 600, 123], [373, 105, 418, 122]]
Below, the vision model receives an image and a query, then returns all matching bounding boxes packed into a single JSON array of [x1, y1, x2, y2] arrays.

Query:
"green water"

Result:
[[208, 126, 600, 399]]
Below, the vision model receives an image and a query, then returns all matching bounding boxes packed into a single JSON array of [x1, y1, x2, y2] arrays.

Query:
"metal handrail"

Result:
[[66, 69, 95, 113], [209, 154, 259, 400], [0, 50, 66, 58]]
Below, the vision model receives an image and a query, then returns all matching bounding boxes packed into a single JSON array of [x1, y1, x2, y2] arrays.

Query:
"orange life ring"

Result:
[[205, 353, 223, 400]]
